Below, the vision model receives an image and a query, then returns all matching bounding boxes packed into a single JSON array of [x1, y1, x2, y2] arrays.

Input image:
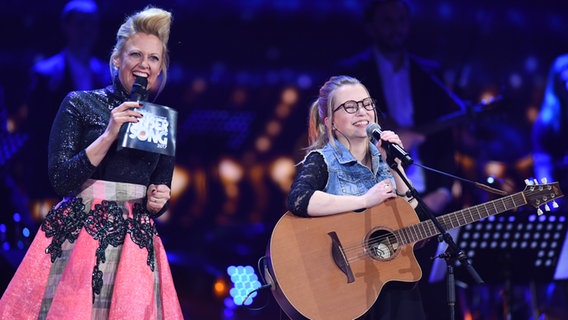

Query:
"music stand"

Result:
[[430, 209, 568, 284]]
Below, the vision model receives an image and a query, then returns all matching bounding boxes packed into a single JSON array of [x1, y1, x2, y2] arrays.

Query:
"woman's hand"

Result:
[[85, 101, 144, 167], [147, 184, 171, 214], [377, 130, 406, 167], [362, 179, 397, 208], [104, 101, 144, 139]]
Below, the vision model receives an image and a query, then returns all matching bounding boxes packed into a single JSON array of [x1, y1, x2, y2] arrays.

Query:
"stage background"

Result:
[[1, 1, 568, 319]]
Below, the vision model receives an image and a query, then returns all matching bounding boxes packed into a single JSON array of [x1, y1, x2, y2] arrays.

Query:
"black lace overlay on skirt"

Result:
[[128, 203, 157, 272], [84, 200, 128, 300], [42, 197, 86, 262], [41, 198, 158, 303]]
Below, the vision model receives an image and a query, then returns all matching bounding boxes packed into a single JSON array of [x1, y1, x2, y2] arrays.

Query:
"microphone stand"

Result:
[[385, 154, 485, 320]]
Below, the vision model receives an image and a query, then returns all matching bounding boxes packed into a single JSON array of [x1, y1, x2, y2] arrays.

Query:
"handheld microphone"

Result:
[[130, 76, 148, 102], [366, 122, 413, 166], [117, 75, 149, 152]]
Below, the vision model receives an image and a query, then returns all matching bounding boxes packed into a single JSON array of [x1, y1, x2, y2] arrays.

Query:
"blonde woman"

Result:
[[0, 6, 183, 319]]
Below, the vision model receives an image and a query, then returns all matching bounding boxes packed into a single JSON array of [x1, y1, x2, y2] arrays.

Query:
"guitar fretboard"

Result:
[[395, 192, 527, 245]]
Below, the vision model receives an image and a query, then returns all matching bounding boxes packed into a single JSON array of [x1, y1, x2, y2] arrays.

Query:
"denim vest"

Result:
[[312, 139, 395, 196]]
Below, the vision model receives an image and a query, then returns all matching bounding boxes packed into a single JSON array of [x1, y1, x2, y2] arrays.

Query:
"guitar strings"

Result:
[[339, 194, 524, 262], [341, 233, 399, 262]]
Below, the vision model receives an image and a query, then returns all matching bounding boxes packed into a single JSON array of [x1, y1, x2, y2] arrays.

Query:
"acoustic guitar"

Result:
[[266, 182, 563, 320]]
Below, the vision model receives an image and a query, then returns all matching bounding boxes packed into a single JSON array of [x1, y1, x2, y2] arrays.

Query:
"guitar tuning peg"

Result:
[[541, 177, 548, 184], [544, 204, 551, 211], [533, 178, 539, 185], [525, 179, 533, 186], [552, 201, 559, 209], [537, 207, 544, 215]]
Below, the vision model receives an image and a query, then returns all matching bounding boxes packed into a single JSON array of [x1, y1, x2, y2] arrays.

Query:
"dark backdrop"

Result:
[[1, 1, 568, 319]]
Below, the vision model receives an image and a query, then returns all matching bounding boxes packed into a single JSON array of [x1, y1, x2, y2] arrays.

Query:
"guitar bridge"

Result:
[[328, 231, 355, 283]]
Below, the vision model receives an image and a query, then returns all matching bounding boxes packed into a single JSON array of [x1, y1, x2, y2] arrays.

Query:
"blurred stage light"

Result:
[[0, 224, 6, 247], [171, 165, 190, 199], [255, 136, 271, 153], [265, 119, 282, 136], [297, 74, 312, 89], [275, 103, 292, 119], [479, 90, 499, 105], [219, 157, 245, 184], [281, 87, 299, 105], [214, 277, 230, 298], [269, 156, 295, 193], [484, 161, 506, 179]]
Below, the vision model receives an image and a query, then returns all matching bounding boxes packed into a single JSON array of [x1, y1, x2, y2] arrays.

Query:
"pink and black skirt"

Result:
[[0, 180, 183, 319]]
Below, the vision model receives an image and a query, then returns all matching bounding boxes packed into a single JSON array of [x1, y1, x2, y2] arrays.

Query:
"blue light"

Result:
[[297, 74, 312, 89], [22, 227, 30, 238], [227, 265, 262, 306], [437, 2, 453, 20], [13, 212, 21, 223], [223, 303, 236, 319], [0, 224, 6, 233]]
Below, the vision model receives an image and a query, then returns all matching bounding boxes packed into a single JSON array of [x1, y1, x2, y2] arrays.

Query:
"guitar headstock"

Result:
[[523, 179, 564, 214]]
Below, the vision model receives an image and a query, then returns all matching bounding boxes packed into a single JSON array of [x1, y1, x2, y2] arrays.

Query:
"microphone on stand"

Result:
[[366, 122, 413, 166]]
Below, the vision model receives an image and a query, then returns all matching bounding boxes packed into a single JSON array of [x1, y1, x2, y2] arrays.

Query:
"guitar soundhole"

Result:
[[366, 229, 398, 260]]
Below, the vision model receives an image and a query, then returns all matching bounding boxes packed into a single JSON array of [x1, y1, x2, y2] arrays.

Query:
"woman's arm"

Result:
[[288, 152, 396, 217], [85, 101, 143, 166], [48, 93, 144, 196]]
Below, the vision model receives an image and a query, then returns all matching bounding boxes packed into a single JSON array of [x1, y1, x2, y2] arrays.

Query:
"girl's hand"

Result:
[[362, 179, 397, 208], [377, 130, 406, 166]]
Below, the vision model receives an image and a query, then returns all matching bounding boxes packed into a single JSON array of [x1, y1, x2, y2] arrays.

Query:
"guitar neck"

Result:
[[396, 192, 527, 244]]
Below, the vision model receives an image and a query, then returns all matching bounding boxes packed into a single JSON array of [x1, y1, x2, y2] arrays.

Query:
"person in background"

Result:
[[335, 1, 464, 317], [287, 75, 426, 319], [0, 6, 183, 319], [17, 0, 110, 217], [337, 0, 459, 216], [532, 54, 568, 197], [530, 53, 568, 320]]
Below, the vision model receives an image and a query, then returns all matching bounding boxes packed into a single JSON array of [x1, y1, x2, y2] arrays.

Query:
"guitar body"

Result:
[[266, 197, 422, 320], [266, 182, 563, 319]]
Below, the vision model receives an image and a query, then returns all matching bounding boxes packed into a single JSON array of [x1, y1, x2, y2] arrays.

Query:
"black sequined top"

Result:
[[47, 80, 175, 197]]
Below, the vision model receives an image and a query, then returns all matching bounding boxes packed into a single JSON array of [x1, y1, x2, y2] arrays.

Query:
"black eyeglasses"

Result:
[[333, 97, 376, 114]]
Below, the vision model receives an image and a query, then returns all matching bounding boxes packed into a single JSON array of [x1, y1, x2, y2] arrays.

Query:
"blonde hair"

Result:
[[307, 75, 371, 152], [109, 6, 172, 96]]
